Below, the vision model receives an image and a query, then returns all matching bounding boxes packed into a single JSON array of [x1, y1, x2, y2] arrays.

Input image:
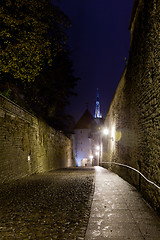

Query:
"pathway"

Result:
[[85, 167, 160, 240]]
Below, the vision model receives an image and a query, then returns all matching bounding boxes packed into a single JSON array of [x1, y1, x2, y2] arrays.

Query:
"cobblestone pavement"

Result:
[[0, 167, 95, 240], [85, 167, 160, 240]]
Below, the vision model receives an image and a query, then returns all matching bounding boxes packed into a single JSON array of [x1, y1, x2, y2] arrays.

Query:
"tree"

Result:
[[0, 0, 70, 82], [25, 49, 79, 131], [0, 0, 79, 132]]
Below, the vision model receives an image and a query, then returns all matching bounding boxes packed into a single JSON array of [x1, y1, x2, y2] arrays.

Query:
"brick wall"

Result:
[[102, 0, 160, 211], [0, 94, 75, 183]]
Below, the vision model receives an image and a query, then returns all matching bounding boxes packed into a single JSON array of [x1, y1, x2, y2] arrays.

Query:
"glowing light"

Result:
[[95, 151, 99, 156], [115, 131, 122, 142], [96, 145, 100, 150], [90, 155, 93, 160], [102, 128, 109, 135], [28, 155, 30, 161], [111, 126, 115, 141]]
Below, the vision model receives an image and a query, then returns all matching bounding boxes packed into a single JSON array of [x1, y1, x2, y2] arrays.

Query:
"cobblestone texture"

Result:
[[0, 167, 95, 239]]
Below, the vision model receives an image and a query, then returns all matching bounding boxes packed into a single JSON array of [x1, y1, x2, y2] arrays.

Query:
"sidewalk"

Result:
[[85, 167, 160, 240]]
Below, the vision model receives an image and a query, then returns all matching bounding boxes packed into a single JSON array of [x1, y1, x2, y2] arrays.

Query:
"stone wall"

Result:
[[0, 94, 75, 183], [102, 0, 160, 211]]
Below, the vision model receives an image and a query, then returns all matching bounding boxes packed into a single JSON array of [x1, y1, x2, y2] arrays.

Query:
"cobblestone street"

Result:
[[0, 168, 95, 240], [0, 167, 160, 240]]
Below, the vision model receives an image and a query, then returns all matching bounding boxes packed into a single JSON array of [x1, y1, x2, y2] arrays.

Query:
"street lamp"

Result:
[[96, 145, 100, 151], [92, 127, 110, 166], [102, 128, 109, 135]]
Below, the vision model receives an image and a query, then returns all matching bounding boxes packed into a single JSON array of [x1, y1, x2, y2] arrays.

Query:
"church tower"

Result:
[[94, 88, 102, 119]]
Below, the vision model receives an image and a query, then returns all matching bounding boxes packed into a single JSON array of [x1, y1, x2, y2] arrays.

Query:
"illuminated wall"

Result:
[[0, 94, 75, 182], [103, 0, 160, 211], [73, 129, 93, 166]]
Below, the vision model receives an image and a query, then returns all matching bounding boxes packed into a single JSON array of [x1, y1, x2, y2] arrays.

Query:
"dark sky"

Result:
[[54, 0, 134, 122]]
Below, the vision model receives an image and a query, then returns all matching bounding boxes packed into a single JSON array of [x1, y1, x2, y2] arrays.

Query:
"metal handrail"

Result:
[[102, 161, 160, 191]]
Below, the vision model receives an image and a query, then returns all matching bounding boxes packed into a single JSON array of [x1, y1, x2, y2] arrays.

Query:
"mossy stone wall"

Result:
[[102, 0, 160, 211], [0, 94, 75, 183]]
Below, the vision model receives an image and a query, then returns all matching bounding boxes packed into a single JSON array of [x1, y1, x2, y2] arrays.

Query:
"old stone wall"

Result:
[[102, 0, 160, 211], [0, 94, 75, 183]]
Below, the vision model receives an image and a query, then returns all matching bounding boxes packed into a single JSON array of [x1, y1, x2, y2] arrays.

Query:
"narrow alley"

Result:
[[0, 167, 160, 240]]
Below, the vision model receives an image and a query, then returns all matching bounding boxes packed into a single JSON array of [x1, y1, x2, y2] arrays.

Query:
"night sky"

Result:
[[54, 0, 134, 123]]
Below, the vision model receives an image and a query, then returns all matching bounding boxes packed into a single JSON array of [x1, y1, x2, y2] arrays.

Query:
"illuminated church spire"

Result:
[[94, 88, 102, 119]]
